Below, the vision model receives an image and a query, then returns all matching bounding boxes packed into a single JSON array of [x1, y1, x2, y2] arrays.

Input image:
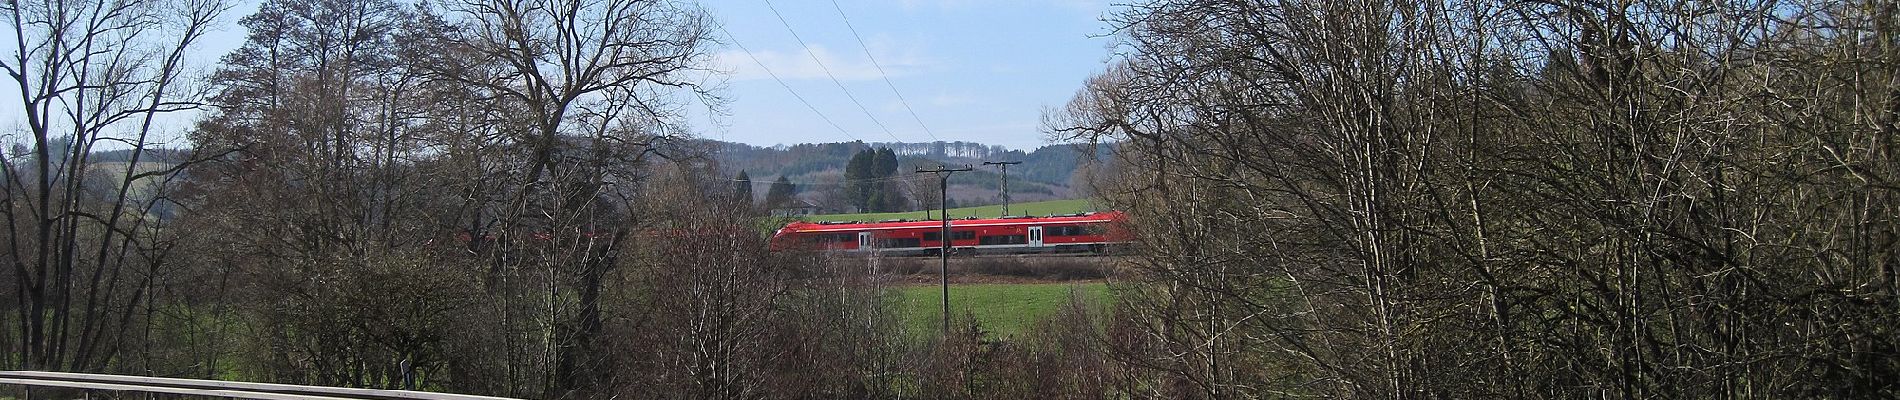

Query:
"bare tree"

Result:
[[403, 0, 716, 396], [0, 0, 229, 373], [180, 0, 520, 389]]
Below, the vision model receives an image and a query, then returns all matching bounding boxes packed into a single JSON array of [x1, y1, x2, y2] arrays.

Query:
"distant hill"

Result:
[[706, 140, 1106, 211], [89, 148, 192, 164]]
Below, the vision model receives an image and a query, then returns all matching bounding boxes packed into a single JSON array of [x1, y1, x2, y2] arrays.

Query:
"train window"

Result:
[[922, 230, 977, 241], [979, 235, 1028, 245], [879, 238, 922, 248], [803, 233, 854, 243], [1046, 225, 1096, 236]]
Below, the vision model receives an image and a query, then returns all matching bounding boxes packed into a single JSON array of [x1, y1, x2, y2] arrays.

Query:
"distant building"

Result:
[[770, 199, 825, 217]]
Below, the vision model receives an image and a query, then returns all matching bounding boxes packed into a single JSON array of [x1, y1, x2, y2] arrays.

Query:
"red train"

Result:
[[769, 211, 1130, 256]]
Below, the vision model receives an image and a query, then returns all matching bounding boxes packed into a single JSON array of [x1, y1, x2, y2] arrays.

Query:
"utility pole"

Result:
[[983, 161, 1022, 216], [917, 164, 972, 334]]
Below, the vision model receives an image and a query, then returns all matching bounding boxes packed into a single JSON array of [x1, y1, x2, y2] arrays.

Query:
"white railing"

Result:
[[0, 371, 522, 400]]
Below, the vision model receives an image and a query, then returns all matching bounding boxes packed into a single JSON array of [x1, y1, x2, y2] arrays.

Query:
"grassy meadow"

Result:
[[894, 282, 1110, 339]]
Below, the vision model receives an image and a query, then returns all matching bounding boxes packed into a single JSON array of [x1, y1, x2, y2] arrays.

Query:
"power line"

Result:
[[762, 0, 907, 143], [712, 174, 936, 187], [828, 0, 938, 142], [718, 25, 859, 142]]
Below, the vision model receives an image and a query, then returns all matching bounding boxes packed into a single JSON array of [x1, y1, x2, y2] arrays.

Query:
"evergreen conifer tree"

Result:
[[732, 170, 753, 205], [764, 176, 796, 209]]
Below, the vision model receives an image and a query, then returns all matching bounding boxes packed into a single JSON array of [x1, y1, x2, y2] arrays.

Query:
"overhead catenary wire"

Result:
[[762, 0, 908, 144], [828, 0, 938, 142], [713, 173, 939, 187], [717, 24, 860, 142]]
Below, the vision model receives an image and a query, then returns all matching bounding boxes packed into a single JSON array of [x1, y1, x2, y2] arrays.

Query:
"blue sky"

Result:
[[1, 0, 1120, 152], [699, 0, 1118, 150]]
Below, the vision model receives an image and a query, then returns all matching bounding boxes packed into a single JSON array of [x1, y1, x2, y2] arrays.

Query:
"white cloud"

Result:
[[716, 44, 930, 82]]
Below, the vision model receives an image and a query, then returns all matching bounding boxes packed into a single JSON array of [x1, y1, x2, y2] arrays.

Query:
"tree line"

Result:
[[712, 140, 1083, 212]]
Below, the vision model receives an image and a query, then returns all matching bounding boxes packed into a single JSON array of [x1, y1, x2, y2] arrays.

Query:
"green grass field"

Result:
[[895, 282, 1109, 339], [803, 198, 1100, 223]]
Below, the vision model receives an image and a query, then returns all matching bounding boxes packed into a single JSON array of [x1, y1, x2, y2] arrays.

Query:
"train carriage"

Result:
[[769, 211, 1129, 256]]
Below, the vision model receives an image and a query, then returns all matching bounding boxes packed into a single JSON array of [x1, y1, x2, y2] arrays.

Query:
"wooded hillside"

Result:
[[709, 140, 1096, 211]]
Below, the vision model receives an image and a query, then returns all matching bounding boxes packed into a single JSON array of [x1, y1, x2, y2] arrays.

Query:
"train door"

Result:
[[1027, 226, 1044, 247], [858, 232, 875, 252]]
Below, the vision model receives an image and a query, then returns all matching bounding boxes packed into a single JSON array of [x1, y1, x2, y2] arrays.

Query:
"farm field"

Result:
[[802, 198, 1100, 223], [895, 282, 1110, 339]]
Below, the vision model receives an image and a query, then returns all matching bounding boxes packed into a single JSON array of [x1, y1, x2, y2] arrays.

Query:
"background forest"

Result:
[[711, 140, 1094, 212], [0, 0, 1895, 398]]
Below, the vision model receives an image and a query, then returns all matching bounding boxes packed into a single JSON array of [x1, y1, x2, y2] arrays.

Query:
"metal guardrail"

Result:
[[0, 371, 523, 400]]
